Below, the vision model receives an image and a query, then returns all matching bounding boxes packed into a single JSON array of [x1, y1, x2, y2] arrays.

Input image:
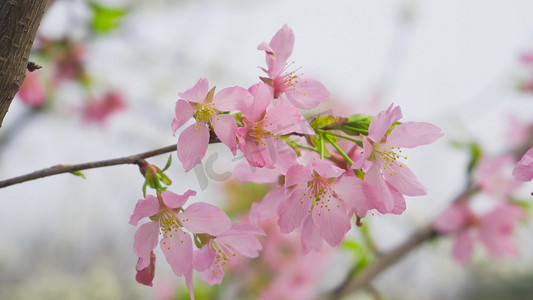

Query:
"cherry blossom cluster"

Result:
[[17, 37, 126, 125], [434, 117, 533, 264], [130, 24, 443, 297]]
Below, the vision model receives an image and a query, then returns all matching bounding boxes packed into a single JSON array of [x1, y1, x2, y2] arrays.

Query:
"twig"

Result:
[[0, 144, 177, 189]]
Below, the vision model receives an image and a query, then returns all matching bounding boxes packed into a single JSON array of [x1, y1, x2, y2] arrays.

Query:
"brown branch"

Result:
[[0, 0, 50, 127], [0, 144, 177, 189]]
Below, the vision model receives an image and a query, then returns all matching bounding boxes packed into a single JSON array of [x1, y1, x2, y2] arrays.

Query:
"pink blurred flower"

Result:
[[475, 155, 522, 199], [513, 146, 533, 182], [278, 161, 375, 250], [193, 223, 265, 285], [434, 202, 526, 264], [82, 90, 126, 124], [18, 70, 46, 107], [257, 24, 330, 109], [236, 83, 301, 172], [129, 190, 231, 299], [506, 115, 533, 146], [172, 78, 252, 172], [258, 220, 331, 300], [354, 104, 443, 213]]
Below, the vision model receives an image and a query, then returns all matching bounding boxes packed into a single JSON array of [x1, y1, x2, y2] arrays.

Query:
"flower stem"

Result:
[[324, 136, 354, 165]]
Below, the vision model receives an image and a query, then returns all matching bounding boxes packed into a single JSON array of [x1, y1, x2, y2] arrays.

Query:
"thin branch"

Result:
[[0, 144, 177, 189]]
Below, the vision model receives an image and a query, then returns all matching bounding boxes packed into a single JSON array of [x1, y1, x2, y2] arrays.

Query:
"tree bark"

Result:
[[0, 0, 50, 127]]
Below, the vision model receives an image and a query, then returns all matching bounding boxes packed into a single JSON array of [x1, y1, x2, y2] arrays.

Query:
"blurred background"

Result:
[[1, 0, 533, 299]]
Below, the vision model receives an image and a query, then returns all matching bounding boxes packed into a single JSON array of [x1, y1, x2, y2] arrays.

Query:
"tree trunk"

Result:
[[0, 0, 50, 128]]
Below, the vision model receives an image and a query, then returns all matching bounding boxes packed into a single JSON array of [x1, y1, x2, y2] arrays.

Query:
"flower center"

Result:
[[247, 117, 277, 145], [211, 240, 236, 269], [373, 144, 408, 176], [158, 211, 182, 234], [193, 102, 217, 125], [302, 173, 341, 214]]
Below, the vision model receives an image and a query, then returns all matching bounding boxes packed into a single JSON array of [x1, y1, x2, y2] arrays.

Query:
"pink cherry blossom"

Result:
[[236, 83, 301, 172], [513, 146, 533, 182], [434, 202, 526, 264], [130, 190, 232, 299], [17, 70, 46, 107], [354, 104, 443, 213], [173, 78, 252, 172], [277, 161, 376, 249], [193, 223, 265, 285], [257, 24, 330, 109]]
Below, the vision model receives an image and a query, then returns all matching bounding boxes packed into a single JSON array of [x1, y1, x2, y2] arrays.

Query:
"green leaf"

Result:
[[311, 115, 335, 130], [89, 2, 127, 34]]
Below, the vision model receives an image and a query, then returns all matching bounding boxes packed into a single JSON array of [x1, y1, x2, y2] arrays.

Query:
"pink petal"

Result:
[[243, 83, 273, 123], [249, 186, 285, 224], [312, 192, 350, 247], [161, 190, 197, 209], [334, 177, 375, 216], [384, 162, 427, 196], [301, 215, 323, 253], [285, 165, 313, 187], [233, 161, 281, 184], [282, 77, 330, 109], [179, 202, 232, 235], [237, 135, 267, 168], [172, 100, 195, 135], [262, 104, 302, 135], [199, 264, 225, 285], [386, 121, 443, 148], [368, 104, 402, 143], [213, 86, 252, 112], [452, 230, 475, 265], [311, 161, 345, 179], [177, 122, 210, 172], [513, 146, 533, 182], [217, 225, 264, 258], [268, 139, 298, 173], [160, 228, 194, 298], [277, 188, 312, 234], [434, 204, 468, 233], [130, 195, 160, 226], [389, 185, 406, 215], [133, 221, 160, 269], [262, 24, 294, 77], [178, 78, 209, 103], [212, 114, 238, 155], [193, 245, 215, 272], [353, 137, 373, 170], [364, 163, 395, 213], [135, 251, 156, 286]]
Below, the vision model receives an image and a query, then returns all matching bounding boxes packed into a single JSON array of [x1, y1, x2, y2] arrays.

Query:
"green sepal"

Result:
[[70, 170, 86, 179], [161, 155, 172, 172]]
